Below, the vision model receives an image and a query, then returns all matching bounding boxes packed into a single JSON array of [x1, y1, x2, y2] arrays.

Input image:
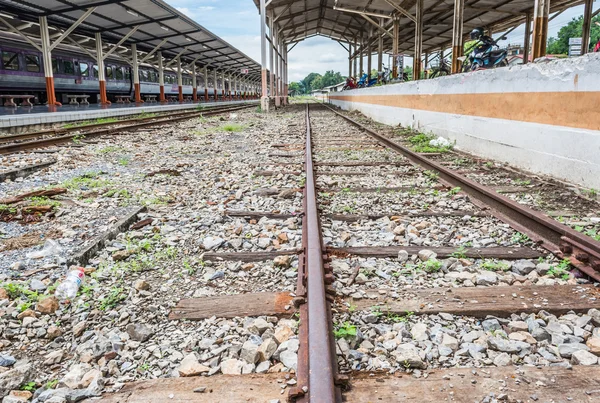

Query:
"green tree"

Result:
[[288, 82, 301, 95], [310, 76, 323, 90], [547, 15, 600, 54], [301, 73, 321, 93], [321, 70, 344, 87]]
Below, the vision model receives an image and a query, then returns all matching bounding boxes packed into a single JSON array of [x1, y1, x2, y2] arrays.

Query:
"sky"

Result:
[[165, 0, 593, 83]]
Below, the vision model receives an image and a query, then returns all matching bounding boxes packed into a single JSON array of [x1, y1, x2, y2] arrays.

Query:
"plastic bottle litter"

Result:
[[26, 239, 63, 259], [54, 267, 85, 301]]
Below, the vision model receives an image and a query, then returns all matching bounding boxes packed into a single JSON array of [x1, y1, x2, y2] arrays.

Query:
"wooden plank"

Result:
[[203, 249, 301, 262], [224, 210, 490, 222], [169, 292, 295, 320], [67, 206, 146, 266], [316, 161, 410, 167], [320, 185, 445, 193], [253, 170, 302, 176], [225, 210, 300, 220], [346, 366, 600, 402], [86, 374, 288, 403], [348, 285, 600, 317], [329, 246, 543, 259], [0, 159, 56, 182]]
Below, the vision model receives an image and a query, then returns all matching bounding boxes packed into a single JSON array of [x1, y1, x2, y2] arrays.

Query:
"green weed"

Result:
[[333, 321, 357, 339], [451, 246, 467, 259], [480, 259, 510, 272], [98, 287, 126, 311]]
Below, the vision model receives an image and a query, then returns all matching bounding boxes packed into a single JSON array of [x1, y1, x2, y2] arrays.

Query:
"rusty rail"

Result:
[[0, 104, 255, 155], [0, 103, 255, 145], [321, 103, 600, 281], [291, 104, 339, 402]]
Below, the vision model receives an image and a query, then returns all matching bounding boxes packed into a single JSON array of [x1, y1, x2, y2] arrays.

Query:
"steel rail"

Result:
[[296, 103, 338, 403], [0, 104, 255, 155], [321, 103, 600, 281], [0, 103, 256, 145]]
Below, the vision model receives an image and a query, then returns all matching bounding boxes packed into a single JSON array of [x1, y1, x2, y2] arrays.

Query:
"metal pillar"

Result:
[[531, 0, 550, 60], [177, 57, 183, 103], [192, 64, 197, 102], [132, 43, 142, 103], [269, 9, 275, 99], [96, 32, 111, 105], [284, 44, 288, 104], [359, 36, 364, 76], [392, 18, 399, 78], [213, 69, 218, 101], [353, 38, 358, 77], [367, 28, 372, 77], [348, 43, 352, 77], [523, 14, 532, 64], [204, 66, 209, 102], [39, 16, 60, 106], [451, 0, 464, 74], [260, 0, 269, 110], [221, 71, 225, 100], [413, 0, 423, 80], [158, 51, 165, 102], [275, 36, 281, 107], [582, 0, 593, 55], [378, 18, 383, 71]]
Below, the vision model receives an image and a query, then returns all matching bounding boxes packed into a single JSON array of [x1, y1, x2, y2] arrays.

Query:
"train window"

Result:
[[92, 65, 98, 79], [80, 62, 89, 77], [64, 60, 75, 75], [52, 58, 58, 73], [116, 67, 124, 80], [2, 51, 20, 70], [106, 66, 114, 80], [139, 70, 147, 82], [25, 55, 40, 72], [124, 68, 131, 80]]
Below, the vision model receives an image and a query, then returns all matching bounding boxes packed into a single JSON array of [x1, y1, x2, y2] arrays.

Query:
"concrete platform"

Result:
[[0, 100, 258, 130]]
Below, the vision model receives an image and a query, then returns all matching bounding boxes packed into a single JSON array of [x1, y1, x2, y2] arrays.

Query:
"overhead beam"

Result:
[[384, 0, 417, 23]]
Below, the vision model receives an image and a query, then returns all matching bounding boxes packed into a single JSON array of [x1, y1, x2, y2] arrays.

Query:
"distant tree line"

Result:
[[288, 70, 345, 95], [547, 15, 600, 54]]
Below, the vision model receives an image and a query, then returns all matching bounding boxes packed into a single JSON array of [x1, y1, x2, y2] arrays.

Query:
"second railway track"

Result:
[[0, 103, 256, 154]]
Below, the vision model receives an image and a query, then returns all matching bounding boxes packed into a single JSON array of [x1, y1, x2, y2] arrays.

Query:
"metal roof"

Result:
[[0, 0, 261, 80], [255, 0, 587, 55]]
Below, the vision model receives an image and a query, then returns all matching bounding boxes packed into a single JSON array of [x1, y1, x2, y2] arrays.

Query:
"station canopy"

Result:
[[0, 0, 261, 80], [255, 0, 584, 54]]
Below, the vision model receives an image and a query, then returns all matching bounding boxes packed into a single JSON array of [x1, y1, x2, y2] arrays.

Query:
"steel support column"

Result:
[[348, 43, 352, 77], [213, 69, 218, 101], [392, 18, 399, 78], [523, 14, 532, 64], [39, 16, 60, 106], [353, 38, 358, 78], [359, 36, 364, 76], [204, 66, 209, 102], [367, 28, 372, 77], [275, 37, 281, 107], [131, 43, 142, 103], [284, 44, 288, 104], [269, 9, 275, 99], [378, 18, 383, 71], [158, 51, 165, 102], [413, 0, 423, 80], [581, 0, 593, 55], [451, 0, 464, 74], [177, 57, 183, 103], [221, 72, 225, 101], [532, 0, 550, 60], [192, 64, 197, 102], [96, 32, 111, 105], [260, 0, 269, 111]]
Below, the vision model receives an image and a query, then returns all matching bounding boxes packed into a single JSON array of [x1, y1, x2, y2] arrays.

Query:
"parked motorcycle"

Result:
[[357, 72, 378, 88], [461, 27, 508, 71], [342, 76, 358, 91], [377, 66, 392, 85]]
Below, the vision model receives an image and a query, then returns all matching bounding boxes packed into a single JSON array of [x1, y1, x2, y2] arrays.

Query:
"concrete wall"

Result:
[[329, 53, 600, 189]]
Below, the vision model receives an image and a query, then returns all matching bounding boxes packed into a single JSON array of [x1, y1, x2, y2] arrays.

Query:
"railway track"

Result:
[[6, 102, 600, 402], [0, 103, 256, 155], [163, 102, 600, 402]]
